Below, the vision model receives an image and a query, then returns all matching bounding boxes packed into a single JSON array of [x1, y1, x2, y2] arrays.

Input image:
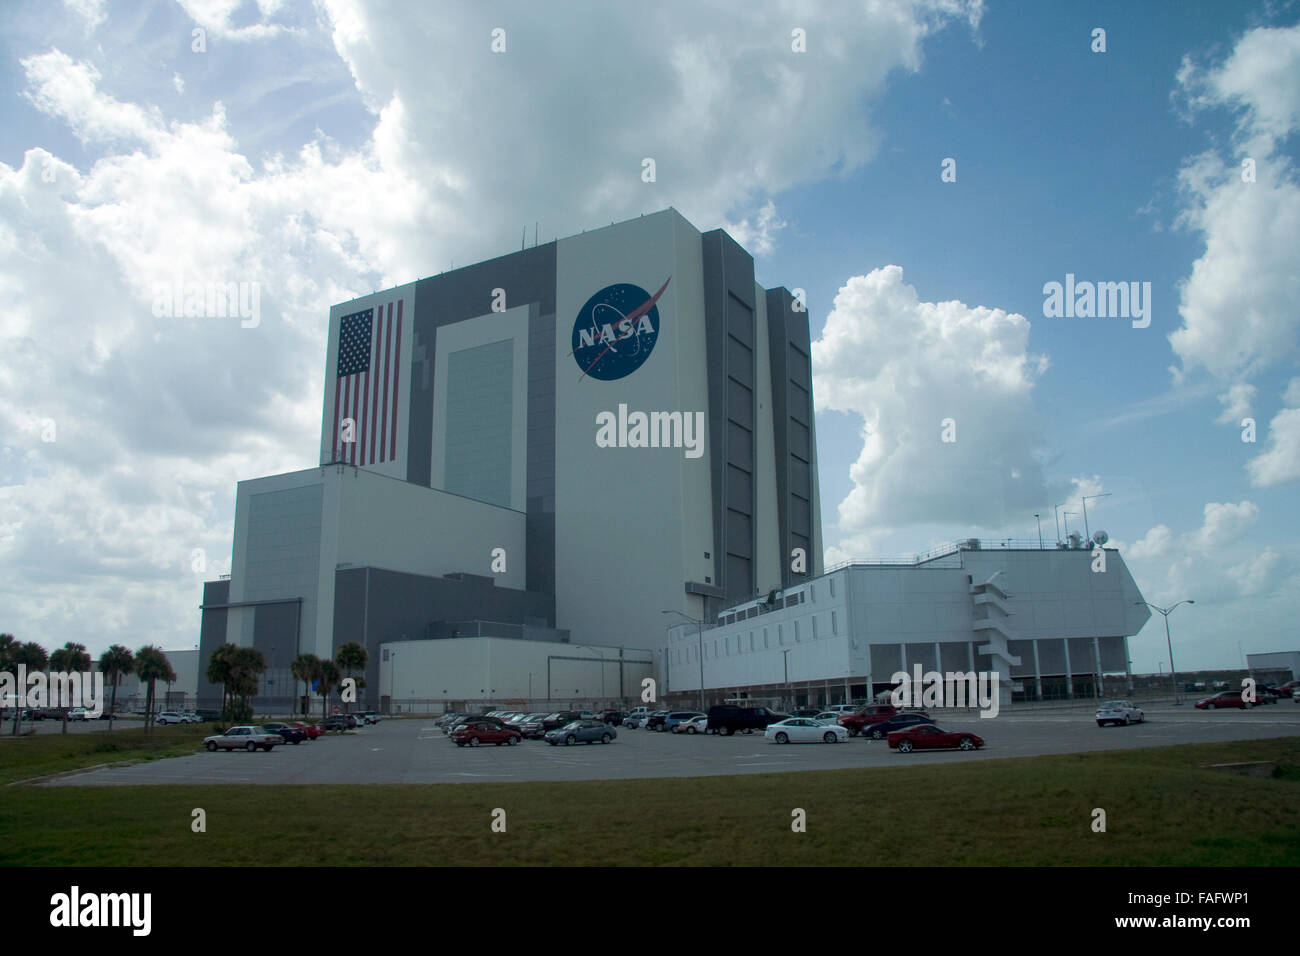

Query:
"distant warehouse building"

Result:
[[1246, 651, 1300, 684], [663, 541, 1151, 708]]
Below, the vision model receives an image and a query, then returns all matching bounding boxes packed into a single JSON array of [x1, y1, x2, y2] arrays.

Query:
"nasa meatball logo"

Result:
[[571, 278, 669, 380]]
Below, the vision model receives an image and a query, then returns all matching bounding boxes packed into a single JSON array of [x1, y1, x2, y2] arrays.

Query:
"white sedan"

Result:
[[1095, 700, 1145, 727], [672, 715, 709, 734], [765, 717, 849, 744]]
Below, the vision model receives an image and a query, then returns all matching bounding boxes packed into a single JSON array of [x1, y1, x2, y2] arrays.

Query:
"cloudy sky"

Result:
[[1, 0, 1298, 672]]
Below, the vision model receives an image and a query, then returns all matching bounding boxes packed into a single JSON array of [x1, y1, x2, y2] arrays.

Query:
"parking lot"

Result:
[[37, 703, 1300, 787]]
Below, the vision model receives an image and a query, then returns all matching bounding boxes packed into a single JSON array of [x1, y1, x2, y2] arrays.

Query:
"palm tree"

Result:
[[291, 653, 322, 718], [10, 641, 48, 735], [0, 634, 18, 729], [98, 645, 134, 729], [206, 643, 239, 720], [318, 659, 340, 722], [335, 642, 368, 712], [49, 643, 92, 733], [135, 646, 176, 732], [229, 647, 266, 721]]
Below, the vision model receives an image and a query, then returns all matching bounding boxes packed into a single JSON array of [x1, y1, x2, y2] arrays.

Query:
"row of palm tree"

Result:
[[0, 634, 176, 734], [203, 641, 369, 724]]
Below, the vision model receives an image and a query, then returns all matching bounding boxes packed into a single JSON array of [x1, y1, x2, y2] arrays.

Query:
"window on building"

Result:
[[764, 628, 770, 649], [811, 585, 816, 603], [812, 616, 818, 639], [778, 624, 784, 646], [831, 611, 838, 635], [794, 620, 801, 642], [830, 577, 835, 598], [749, 632, 755, 651]]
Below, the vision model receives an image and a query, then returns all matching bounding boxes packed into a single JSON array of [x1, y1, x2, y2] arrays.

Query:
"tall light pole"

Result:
[[1081, 493, 1111, 543], [1063, 511, 1079, 542], [782, 648, 791, 711], [389, 650, 397, 714], [1137, 600, 1194, 704], [662, 610, 705, 712], [1053, 505, 1062, 544], [1033, 514, 1043, 549]]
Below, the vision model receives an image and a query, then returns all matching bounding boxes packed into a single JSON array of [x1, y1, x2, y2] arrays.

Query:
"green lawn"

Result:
[[1, 737, 1297, 866], [0, 724, 215, 785]]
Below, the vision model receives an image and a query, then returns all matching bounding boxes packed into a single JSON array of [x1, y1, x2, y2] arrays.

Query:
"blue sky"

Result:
[[1, 0, 1297, 673]]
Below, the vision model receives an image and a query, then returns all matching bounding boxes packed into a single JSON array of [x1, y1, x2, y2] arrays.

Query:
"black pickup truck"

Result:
[[706, 705, 787, 736]]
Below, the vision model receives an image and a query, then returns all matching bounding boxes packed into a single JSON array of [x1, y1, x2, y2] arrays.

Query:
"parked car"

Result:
[[195, 709, 222, 722], [322, 714, 354, 731], [1095, 701, 1145, 727], [204, 726, 281, 751], [662, 711, 705, 732], [67, 707, 90, 721], [673, 715, 710, 734], [1249, 688, 1277, 706], [838, 704, 900, 737], [600, 711, 625, 726], [888, 725, 984, 753], [625, 706, 651, 723], [363, 711, 381, 723], [545, 719, 616, 746], [862, 712, 935, 739], [156, 711, 188, 725], [621, 713, 648, 730], [789, 706, 822, 718], [292, 721, 322, 739], [706, 705, 787, 736], [446, 714, 506, 735], [643, 711, 671, 731], [1195, 691, 1247, 710], [261, 722, 308, 744], [512, 714, 549, 739], [1276, 680, 1298, 698], [541, 711, 585, 732], [764, 718, 848, 744], [452, 721, 522, 747]]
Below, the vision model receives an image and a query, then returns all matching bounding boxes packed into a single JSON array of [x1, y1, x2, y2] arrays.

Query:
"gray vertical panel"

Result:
[[766, 287, 816, 588], [407, 242, 556, 489], [702, 229, 757, 606], [197, 580, 230, 705], [406, 243, 557, 599]]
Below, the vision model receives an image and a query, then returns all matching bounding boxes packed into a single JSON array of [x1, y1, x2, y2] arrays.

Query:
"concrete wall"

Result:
[[379, 636, 654, 705]]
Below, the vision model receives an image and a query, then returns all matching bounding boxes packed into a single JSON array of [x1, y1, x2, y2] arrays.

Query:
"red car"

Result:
[[1195, 691, 1247, 710], [452, 721, 522, 747], [838, 704, 900, 737], [293, 721, 322, 739], [888, 724, 984, 753]]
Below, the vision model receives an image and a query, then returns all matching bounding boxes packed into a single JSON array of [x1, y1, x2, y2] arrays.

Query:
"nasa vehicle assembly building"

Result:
[[197, 208, 1148, 713]]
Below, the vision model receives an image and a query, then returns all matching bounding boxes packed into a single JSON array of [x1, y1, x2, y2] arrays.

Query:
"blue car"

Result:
[[862, 712, 933, 739]]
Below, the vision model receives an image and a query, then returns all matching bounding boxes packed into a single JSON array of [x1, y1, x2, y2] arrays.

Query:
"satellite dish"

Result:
[[1093, 530, 1109, 546]]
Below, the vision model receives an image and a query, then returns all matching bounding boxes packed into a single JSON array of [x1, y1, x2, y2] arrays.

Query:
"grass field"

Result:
[[1, 736, 1297, 866], [0, 724, 214, 785]]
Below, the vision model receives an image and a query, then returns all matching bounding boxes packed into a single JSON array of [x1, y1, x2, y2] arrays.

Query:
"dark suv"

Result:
[[706, 705, 787, 736]]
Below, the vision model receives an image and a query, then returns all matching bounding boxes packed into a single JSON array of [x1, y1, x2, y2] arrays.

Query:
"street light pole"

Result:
[[1081, 493, 1111, 543], [1053, 505, 1062, 544], [1033, 514, 1043, 549], [1136, 601, 1194, 704], [662, 610, 705, 712]]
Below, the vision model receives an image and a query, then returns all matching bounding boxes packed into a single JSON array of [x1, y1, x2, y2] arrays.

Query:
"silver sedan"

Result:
[[204, 726, 281, 751]]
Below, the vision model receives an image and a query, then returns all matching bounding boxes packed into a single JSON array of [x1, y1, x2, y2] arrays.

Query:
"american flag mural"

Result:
[[331, 298, 403, 465]]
